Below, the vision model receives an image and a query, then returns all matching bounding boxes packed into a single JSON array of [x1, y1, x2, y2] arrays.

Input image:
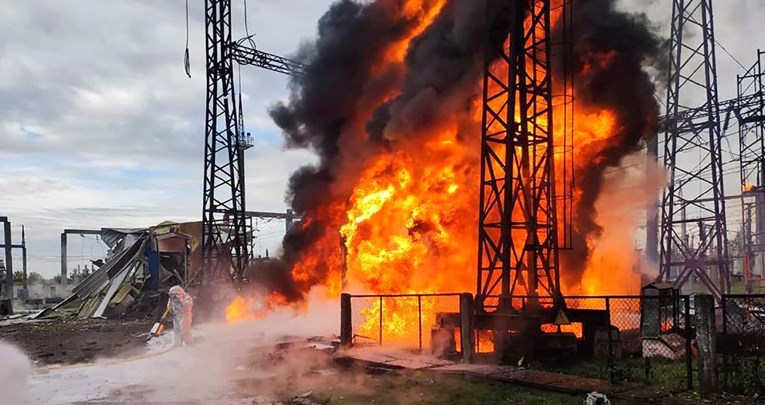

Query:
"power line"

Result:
[[184, 0, 191, 78], [716, 39, 746, 71]]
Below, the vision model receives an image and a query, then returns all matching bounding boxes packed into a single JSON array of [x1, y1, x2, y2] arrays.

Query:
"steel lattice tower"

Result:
[[476, 0, 562, 312], [659, 0, 729, 299], [737, 51, 765, 195], [737, 50, 765, 291], [201, 0, 249, 284], [197, 1, 305, 288]]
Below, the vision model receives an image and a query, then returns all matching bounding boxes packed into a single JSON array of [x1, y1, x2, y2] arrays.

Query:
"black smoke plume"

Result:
[[256, 0, 664, 301], [261, 0, 514, 301], [553, 0, 664, 285]]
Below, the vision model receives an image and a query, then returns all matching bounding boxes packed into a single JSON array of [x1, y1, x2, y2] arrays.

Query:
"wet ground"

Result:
[[22, 322, 346, 404], [24, 328, 584, 405], [2, 312, 759, 404], [0, 317, 153, 366]]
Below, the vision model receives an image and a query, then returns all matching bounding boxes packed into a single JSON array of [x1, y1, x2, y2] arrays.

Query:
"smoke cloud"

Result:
[[0, 340, 32, 404], [573, 152, 667, 295], [24, 298, 342, 403], [554, 0, 664, 286], [263, 0, 517, 301], [258, 0, 664, 301]]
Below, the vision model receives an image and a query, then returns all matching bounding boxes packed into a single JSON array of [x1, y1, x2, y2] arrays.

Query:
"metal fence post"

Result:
[[379, 296, 383, 345], [721, 295, 728, 390], [756, 353, 762, 395], [684, 296, 692, 390], [340, 293, 352, 347], [606, 297, 614, 383], [418, 295, 422, 351], [460, 293, 475, 363], [645, 297, 653, 384], [696, 294, 718, 396]]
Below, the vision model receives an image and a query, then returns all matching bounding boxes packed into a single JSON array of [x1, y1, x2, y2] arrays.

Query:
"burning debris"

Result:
[[236, 0, 664, 325]]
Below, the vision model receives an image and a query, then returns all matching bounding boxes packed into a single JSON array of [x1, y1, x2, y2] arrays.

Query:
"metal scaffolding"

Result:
[[659, 0, 729, 300], [476, 0, 569, 312]]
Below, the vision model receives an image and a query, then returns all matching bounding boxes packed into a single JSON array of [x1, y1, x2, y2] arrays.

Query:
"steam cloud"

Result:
[[0, 340, 31, 404], [257, 0, 664, 301]]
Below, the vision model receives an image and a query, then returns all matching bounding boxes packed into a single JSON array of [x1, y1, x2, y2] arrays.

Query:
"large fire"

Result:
[[227, 0, 659, 347]]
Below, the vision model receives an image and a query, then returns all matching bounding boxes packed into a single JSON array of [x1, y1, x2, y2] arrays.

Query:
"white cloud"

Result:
[[0, 0, 331, 278]]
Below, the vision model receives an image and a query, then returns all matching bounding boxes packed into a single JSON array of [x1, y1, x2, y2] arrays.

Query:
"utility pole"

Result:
[[19, 226, 26, 291], [659, 0, 729, 300], [0, 217, 12, 299]]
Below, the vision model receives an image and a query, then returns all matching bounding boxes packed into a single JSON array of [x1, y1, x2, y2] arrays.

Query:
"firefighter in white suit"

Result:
[[166, 285, 193, 347]]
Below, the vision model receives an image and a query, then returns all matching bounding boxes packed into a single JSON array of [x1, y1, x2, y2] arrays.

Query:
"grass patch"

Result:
[[303, 370, 582, 405], [541, 356, 690, 390]]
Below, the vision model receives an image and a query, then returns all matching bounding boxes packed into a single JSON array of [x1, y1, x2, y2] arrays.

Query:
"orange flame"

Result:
[[541, 322, 584, 338], [226, 296, 255, 323], [225, 294, 291, 324], [296, 4, 629, 346], [231, 1, 651, 350], [476, 330, 495, 353], [358, 297, 434, 344]]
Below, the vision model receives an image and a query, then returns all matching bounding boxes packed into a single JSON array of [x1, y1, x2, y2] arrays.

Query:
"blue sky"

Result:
[[1, 0, 764, 278]]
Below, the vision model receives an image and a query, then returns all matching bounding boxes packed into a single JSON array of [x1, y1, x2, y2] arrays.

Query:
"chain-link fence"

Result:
[[344, 293, 692, 391], [721, 294, 765, 395], [347, 294, 462, 354], [607, 295, 692, 391], [529, 295, 692, 392]]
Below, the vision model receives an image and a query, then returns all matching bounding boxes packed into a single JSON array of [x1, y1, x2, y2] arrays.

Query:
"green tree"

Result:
[[12, 271, 43, 283], [27, 272, 43, 284]]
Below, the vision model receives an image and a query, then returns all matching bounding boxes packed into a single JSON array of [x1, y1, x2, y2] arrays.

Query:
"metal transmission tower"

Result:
[[737, 50, 765, 291], [659, 0, 729, 300], [476, 0, 570, 312], [199, 1, 306, 286], [201, 0, 250, 284]]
